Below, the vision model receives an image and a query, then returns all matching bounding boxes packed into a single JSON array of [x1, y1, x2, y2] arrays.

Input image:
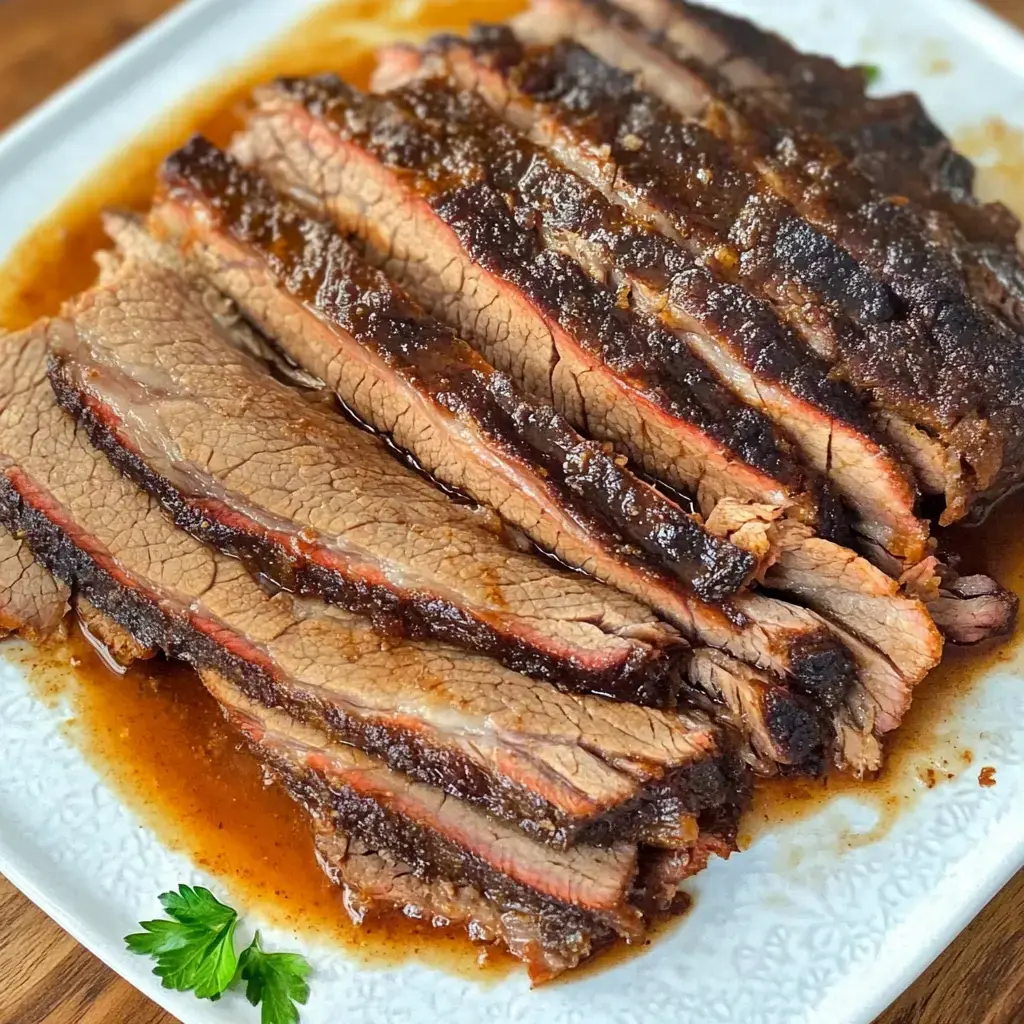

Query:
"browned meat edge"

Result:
[[153, 136, 756, 603], [310, 809, 736, 983], [495, 14, 1024, 521], [6, 323, 758, 845], [0, 522, 69, 639], [288, 68, 925, 561]]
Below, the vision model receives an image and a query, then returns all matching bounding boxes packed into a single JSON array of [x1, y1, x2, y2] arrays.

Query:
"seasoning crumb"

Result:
[[979, 766, 997, 788]]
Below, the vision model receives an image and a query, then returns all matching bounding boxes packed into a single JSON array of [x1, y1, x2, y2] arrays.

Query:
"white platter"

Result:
[[1, 1, 1023, 1022]]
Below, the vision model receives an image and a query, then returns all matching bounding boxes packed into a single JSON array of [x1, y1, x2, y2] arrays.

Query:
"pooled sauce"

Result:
[[1, 0, 1023, 986], [743, 491, 1024, 846], [11, 630, 519, 981]]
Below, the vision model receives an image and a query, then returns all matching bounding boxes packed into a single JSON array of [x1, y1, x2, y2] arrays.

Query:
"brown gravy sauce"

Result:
[[0, 0, 1022, 985]]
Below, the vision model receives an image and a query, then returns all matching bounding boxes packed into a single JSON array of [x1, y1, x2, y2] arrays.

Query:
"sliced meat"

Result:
[[862, 543, 1019, 646], [705, 501, 942, 684], [926, 576, 1020, 647], [77, 219, 858, 715], [148, 137, 758, 605], [279, 66, 925, 562], [313, 826, 590, 984], [582, 0, 1020, 254], [900, 556, 1019, 646], [48, 260, 687, 707], [234, 78, 828, 528], [497, 12, 1024, 522], [686, 648, 825, 776], [0, 324, 747, 845], [0, 522, 69, 640], [381, 36, 929, 559], [206, 670, 647, 948], [313, 808, 736, 980]]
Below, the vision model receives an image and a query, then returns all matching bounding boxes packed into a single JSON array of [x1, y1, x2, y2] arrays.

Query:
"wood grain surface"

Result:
[[0, 1, 1022, 1022]]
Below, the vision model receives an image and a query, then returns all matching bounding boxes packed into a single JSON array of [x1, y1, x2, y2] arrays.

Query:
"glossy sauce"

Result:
[[1, 0, 1023, 986]]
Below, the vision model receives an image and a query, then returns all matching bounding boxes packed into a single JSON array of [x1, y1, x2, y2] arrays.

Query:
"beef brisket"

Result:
[[244, 72, 928, 563], [48, 259, 689, 706], [490, 13, 1024, 521], [686, 648, 824, 775], [149, 137, 758, 604], [73, 221, 861, 718], [582, 0, 1020, 255], [234, 80, 824, 527], [1, 324, 752, 843], [215, 668, 739, 980], [312, 827, 589, 983], [0, 523, 69, 640], [152, 141, 935, 724], [205, 670, 647, 957]]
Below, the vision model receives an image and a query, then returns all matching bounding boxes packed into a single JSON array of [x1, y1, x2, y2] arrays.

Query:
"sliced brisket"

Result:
[[248, 71, 927, 563], [48, 260, 690, 706], [686, 648, 825, 776], [584, 0, 1021, 254], [497, 11, 1024, 521], [234, 79, 825, 528], [149, 136, 757, 605], [312, 827, 590, 983], [205, 670, 647, 963], [0, 523, 69, 640], [75, 222, 860, 717], [0, 324, 751, 843]]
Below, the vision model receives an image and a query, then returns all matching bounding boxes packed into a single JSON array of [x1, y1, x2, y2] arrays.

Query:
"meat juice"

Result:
[[1, 0, 1022, 982]]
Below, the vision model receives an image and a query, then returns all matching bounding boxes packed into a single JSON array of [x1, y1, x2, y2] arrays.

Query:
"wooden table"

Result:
[[0, 1, 1022, 1021]]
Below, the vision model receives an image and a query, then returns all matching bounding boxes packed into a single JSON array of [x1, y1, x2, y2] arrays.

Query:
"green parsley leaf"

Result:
[[862, 63, 882, 85], [125, 885, 239, 1000], [238, 931, 312, 1024]]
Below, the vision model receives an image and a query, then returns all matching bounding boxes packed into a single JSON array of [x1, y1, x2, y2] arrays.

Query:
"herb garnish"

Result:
[[126, 885, 311, 1024], [862, 63, 882, 85]]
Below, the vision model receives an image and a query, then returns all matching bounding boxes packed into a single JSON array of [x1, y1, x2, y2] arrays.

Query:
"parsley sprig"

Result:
[[126, 885, 311, 1024], [240, 931, 312, 1024]]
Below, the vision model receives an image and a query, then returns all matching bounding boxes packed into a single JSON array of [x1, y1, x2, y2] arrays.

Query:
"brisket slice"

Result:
[[1, 325, 750, 845], [543, 0, 1024, 332], [686, 648, 824, 776], [587, 0, 1021, 254], [0, 522, 69, 640], [311, 827, 592, 983], [898, 555, 1020, 647], [150, 137, 757, 604], [706, 504, 941, 685], [202, 670, 646, 948], [235, 81, 825, 529], [495, 15, 1024, 522], [322, 66, 924, 563], [49, 262, 689, 707], [312, 809, 731, 981]]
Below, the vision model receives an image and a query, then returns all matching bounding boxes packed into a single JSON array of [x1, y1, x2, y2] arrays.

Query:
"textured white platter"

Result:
[[1, 1, 1023, 1022]]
